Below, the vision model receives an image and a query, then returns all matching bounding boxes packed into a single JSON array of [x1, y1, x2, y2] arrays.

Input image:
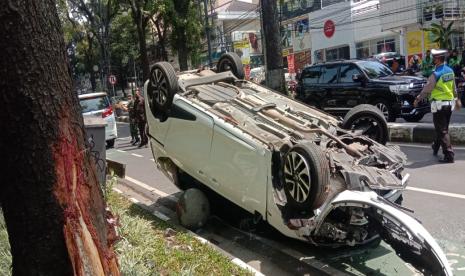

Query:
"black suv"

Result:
[[295, 60, 430, 122]]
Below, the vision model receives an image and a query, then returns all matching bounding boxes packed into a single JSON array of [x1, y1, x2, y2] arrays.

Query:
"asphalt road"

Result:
[[111, 122, 465, 274]]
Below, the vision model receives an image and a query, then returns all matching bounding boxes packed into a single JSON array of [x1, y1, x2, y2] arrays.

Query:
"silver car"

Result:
[[145, 53, 451, 275], [79, 92, 118, 147]]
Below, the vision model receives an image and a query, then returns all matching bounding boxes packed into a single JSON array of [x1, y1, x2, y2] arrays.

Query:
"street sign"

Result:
[[108, 75, 117, 85]]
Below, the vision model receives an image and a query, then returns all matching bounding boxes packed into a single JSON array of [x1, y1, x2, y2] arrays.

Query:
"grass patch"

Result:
[[0, 209, 12, 275], [0, 192, 250, 275], [109, 192, 252, 275]]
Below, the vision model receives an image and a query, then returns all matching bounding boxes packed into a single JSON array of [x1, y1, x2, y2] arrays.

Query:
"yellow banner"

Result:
[[424, 31, 438, 51], [233, 39, 249, 49], [406, 31, 422, 55]]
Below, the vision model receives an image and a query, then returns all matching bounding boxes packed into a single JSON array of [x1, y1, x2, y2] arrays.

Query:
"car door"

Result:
[[319, 64, 344, 112], [163, 99, 214, 182], [298, 66, 324, 106], [207, 123, 268, 217], [334, 63, 364, 108]]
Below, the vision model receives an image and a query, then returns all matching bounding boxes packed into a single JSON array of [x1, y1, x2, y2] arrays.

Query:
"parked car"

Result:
[[295, 60, 430, 122], [144, 53, 451, 276], [79, 92, 118, 147]]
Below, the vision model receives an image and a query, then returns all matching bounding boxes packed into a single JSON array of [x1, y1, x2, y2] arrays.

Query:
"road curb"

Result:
[[106, 158, 126, 178], [115, 116, 129, 123], [388, 123, 465, 145]]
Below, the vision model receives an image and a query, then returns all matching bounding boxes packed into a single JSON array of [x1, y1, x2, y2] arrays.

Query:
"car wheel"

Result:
[[106, 138, 115, 148], [283, 142, 330, 211], [342, 104, 389, 145], [147, 62, 178, 114], [403, 113, 424, 122], [176, 188, 210, 230], [373, 100, 396, 122], [217, 52, 245, 79]]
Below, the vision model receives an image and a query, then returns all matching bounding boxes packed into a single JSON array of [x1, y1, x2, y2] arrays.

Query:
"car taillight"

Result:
[[102, 106, 113, 118]]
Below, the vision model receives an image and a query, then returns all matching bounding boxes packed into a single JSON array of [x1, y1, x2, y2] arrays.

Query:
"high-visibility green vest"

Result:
[[430, 64, 455, 101]]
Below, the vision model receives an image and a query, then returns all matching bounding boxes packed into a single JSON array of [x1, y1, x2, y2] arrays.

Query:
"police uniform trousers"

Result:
[[432, 104, 454, 159]]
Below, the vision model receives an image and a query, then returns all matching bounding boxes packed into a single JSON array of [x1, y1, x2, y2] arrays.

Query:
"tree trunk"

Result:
[[177, 38, 189, 71], [260, 0, 285, 93], [0, 1, 120, 275], [132, 7, 150, 81]]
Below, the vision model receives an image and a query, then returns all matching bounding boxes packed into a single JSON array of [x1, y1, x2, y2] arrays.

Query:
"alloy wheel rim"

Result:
[[375, 103, 389, 120], [149, 68, 168, 106], [284, 152, 311, 203]]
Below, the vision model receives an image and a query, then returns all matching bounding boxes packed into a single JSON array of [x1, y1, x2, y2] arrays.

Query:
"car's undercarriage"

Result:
[[145, 57, 452, 275]]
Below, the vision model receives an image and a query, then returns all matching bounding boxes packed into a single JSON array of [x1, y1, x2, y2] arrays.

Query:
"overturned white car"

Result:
[[145, 53, 452, 275]]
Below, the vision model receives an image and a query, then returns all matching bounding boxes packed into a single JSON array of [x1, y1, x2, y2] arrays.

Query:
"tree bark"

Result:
[[260, 0, 285, 93], [0, 1, 120, 275], [136, 20, 150, 80]]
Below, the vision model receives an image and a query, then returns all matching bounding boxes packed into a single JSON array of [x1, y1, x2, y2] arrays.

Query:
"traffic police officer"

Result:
[[414, 49, 460, 163]]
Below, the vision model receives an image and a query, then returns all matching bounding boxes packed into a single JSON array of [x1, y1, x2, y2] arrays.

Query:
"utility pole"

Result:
[[260, 0, 285, 93], [203, 0, 213, 66]]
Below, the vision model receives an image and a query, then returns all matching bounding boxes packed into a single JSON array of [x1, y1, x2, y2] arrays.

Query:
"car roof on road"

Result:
[[78, 92, 108, 99]]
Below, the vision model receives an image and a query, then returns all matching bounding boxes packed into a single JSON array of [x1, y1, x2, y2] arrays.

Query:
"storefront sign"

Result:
[[279, 0, 320, 21], [233, 39, 251, 65], [282, 48, 293, 57], [287, 54, 295, 74], [295, 50, 311, 71], [324, 20, 335, 38]]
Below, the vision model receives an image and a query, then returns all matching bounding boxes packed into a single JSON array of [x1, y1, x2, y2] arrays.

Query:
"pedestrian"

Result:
[[124, 94, 140, 145], [448, 49, 462, 77], [421, 50, 434, 77], [134, 88, 148, 148], [414, 49, 461, 163]]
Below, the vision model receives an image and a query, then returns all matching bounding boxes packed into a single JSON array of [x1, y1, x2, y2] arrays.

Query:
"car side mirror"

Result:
[[352, 74, 362, 82]]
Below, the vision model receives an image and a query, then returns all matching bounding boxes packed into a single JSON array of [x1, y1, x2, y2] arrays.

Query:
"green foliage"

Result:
[[165, 0, 203, 66], [424, 21, 460, 50], [108, 192, 252, 275]]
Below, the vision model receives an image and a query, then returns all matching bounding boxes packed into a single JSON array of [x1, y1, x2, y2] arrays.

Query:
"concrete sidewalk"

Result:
[[116, 116, 465, 144]]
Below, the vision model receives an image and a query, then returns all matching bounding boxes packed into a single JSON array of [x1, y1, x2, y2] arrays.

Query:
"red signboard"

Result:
[[287, 54, 295, 74], [108, 75, 117, 85], [324, 20, 335, 38], [244, 64, 251, 80]]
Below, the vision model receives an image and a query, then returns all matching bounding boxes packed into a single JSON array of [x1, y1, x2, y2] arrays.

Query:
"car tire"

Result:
[[282, 142, 330, 211], [147, 62, 178, 114], [176, 188, 210, 230], [217, 52, 245, 79], [106, 138, 115, 148], [342, 104, 389, 145], [373, 100, 396, 122], [403, 113, 424, 122]]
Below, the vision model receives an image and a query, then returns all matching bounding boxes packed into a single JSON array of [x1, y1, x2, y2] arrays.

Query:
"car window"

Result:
[[339, 64, 362, 83], [357, 61, 393, 78], [301, 66, 321, 85], [80, 96, 110, 113], [321, 65, 339, 84]]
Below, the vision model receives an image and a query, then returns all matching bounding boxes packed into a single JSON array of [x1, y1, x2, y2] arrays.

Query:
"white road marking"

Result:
[[131, 153, 144, 158], [129, 197, 139, 203], [116, 136, 131, 140], [392, 142, 465, 150], [112, 188, 123, 194], [231, 258, 265, 276], [125, 176, 170, 198], [150, 158, 155, 162], [116, 149, 126, 153], [153, 210, 170, 221], [116, 121, 129, 124], [407, 186, 465, 200]]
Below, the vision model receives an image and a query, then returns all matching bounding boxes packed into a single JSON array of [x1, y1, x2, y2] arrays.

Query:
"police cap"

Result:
[[431, 49, 448, 57]]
